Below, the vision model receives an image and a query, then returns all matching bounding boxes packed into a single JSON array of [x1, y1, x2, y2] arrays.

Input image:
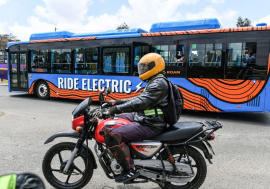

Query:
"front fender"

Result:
[[44, 130, 98, 169], [44, 129, 79, 144]]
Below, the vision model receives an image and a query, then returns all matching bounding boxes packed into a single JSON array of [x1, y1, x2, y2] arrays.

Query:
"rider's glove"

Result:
[[109, 106, 121, 116], [107, 100, 121, 107]]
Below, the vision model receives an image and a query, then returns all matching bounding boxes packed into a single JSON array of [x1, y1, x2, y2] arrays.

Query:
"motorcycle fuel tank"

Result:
[[130, 141, 162, 159], [95, 117, 131, 143]]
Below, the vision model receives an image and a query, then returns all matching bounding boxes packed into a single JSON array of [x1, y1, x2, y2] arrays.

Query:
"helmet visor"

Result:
[[138, 61, 155, 75]]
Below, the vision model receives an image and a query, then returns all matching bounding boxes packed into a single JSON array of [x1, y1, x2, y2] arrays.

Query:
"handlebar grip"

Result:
[[102, 103, 109, 108]]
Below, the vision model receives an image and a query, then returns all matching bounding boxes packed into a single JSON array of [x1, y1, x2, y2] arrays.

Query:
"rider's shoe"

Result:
[[115, 167, 140, 183]]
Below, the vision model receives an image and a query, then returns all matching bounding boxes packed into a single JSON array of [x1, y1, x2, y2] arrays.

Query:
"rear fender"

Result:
[[190, 141, 213, 164], [44, 129, 79, 144]]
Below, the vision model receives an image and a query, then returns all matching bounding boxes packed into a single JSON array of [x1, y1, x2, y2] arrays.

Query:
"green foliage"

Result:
[[0, 33, 20, 49], [236, 17, 252, 27], [116, 22, 130, 30]]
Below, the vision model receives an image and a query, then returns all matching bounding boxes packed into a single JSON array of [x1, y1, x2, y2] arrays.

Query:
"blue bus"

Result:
[[7, 18, 270, 112]]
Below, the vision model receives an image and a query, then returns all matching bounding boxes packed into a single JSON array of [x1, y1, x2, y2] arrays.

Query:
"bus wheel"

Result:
[[36, 81, 50, 100]]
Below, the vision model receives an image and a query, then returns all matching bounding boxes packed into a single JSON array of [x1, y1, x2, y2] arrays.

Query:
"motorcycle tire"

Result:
[[42, 142, 94, 189], [159, 146, 207, 189]]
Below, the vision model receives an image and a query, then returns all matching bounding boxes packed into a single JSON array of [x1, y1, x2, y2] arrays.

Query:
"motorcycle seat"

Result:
[[148, 122, 203, 141]]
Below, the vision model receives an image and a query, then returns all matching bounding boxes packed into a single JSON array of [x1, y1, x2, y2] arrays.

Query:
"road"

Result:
[[0, 85, 270, 189]]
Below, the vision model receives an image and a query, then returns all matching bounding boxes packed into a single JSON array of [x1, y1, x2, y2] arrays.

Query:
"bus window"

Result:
[[205, 44, 222, 67], [30, 50, 50, 73], [189, 43, 222, 67], [227, 42, 258, 79], [133, 46, 150, 75], [227, 42, 257, 67], [103, 47, 130, 75], [154, 44, 186, 77], [154, 45, 185, 67], [51, 49, 72, 74], [75, 47, 98, 75]]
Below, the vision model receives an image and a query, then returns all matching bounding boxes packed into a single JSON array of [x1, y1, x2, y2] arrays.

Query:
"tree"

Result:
[[0, 33, 20, 49], [116, 22, 130, 30], [236, 17, 252, 27]]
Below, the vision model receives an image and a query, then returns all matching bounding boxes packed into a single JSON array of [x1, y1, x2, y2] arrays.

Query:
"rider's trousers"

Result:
[[111, 113, 159, 168]]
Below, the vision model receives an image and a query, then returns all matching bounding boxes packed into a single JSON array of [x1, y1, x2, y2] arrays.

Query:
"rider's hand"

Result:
[[108, 100, 116, 107], [109, 106, 121, 116]]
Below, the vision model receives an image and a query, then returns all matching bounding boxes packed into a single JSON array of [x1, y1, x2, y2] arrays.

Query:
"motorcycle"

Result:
[[42, 87, 222, 189]]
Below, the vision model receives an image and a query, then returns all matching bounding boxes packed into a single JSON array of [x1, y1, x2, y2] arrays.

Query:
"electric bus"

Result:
[[6, 18, 270, 112]]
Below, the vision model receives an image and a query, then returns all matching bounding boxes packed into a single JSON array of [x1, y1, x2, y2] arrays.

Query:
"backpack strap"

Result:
[[143, 74, 166, 117]]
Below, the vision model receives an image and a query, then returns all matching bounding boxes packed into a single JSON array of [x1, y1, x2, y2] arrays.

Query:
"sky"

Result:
[[0, 0, 270, 41]]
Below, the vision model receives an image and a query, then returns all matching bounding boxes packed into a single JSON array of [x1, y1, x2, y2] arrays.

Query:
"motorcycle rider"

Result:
[[102, 53, 169, 183]]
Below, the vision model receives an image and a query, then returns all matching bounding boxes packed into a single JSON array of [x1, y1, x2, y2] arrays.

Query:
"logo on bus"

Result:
[[57, 77, 132, 93], [167, 71, 180, 74]]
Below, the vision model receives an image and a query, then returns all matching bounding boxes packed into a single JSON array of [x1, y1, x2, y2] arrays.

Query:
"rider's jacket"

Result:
[[114, 74, 169, 133]]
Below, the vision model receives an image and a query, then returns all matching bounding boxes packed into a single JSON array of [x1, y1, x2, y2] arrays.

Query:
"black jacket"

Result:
[[113, 74, 169, 133]]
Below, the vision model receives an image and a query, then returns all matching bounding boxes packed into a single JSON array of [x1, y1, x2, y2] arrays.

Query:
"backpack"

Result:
[[147, 75, 184, 126]]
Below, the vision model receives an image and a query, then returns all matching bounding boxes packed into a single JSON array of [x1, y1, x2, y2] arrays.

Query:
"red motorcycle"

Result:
[[42, 88, 222, 189]]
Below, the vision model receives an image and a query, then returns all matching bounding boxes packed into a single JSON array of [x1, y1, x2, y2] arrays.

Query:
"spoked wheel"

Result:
[[42, 142, 94, 189], [159, 146, 207, 189]]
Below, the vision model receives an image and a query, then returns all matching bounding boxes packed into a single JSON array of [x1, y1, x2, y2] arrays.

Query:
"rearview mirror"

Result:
[[88, 97, 92, 106], [0, 173, 45, 189], [106, 87, 112, 95], [98, 92, 104, 102]]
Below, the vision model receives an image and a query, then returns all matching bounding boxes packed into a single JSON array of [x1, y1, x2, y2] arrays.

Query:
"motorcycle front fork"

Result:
[[62, 128, 89, 174], [63, 148, 79, 173]]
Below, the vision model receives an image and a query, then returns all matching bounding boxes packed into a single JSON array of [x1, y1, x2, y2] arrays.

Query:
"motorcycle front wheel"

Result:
[[159, 146, 207, 189], [42, 142, 94, 189]]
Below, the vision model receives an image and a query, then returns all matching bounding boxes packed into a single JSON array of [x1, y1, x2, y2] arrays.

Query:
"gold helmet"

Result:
[[138, 53, 165, 81]]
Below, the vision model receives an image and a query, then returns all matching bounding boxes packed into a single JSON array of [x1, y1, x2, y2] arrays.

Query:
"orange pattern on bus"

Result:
[[29, 81, 36, 94], [47, 81, 144, 101], [178, 86, 221, 112], [30, 36, 97, 43], [142, 26, 270, 37], [188, 78, 265, 103]]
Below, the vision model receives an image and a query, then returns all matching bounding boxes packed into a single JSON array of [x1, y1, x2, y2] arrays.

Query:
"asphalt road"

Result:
[[0, 85, 270, 189]]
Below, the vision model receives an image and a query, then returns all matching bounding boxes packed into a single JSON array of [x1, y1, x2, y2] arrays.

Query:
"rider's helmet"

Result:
[[138, 53, 165, 81]]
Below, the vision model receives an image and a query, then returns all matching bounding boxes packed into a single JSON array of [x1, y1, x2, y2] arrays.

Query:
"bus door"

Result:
[[9, 52, 28, 91]]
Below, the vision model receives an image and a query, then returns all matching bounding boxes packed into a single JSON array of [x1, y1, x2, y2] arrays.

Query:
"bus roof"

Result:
[[7, 18, 270, 46], [7, 41, 29, 48], [150, 18, 221, 32], [71, 28, 148, 38]]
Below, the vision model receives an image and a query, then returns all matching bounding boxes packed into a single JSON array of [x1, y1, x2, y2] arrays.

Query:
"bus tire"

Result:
[[36, 80, 50, 100]]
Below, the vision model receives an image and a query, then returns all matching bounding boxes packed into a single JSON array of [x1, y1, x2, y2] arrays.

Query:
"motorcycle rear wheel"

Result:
[[42, 142, 94, 189], [159, 146, 207, 189]]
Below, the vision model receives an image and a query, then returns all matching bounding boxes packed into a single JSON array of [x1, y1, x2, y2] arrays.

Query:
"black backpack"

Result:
[[148, 75, 184, 126]]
